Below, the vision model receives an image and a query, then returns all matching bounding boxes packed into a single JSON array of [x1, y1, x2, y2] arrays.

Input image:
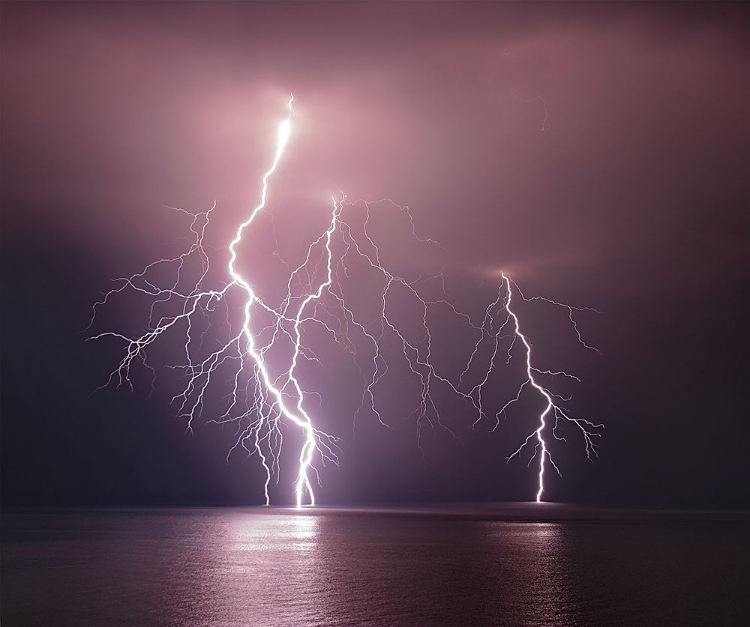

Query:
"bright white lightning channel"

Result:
[[90, 96, 603, 505], [90, 96, 336, 508], [500, 273, 604, 501], [225, 95, 324, 507]]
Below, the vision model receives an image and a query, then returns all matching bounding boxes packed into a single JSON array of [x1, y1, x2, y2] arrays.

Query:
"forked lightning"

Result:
[[91, 97, 602, 505]]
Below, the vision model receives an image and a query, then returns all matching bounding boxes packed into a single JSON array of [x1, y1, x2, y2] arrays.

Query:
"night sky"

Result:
[[2, 2, 747, 509]]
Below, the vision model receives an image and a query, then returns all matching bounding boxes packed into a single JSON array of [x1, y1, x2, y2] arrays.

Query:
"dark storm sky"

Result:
[[2, 2, 748, 507]]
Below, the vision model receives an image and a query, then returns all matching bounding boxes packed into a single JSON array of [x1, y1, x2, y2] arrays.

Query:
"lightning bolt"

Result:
[[90, 95, 603, 506], [224, 95, 328, 507], [90, 95, 338, 507], [500, 272, 604, 501]]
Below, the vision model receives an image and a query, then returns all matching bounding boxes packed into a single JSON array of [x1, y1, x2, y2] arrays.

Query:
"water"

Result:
[[2, 506, 747, 626]]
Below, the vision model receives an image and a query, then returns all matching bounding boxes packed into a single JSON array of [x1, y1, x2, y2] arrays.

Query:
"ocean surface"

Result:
[[1, 505, 748, 626]]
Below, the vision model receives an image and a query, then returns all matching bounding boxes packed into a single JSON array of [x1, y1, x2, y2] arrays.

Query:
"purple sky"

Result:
[[2, 2, 748, 507]]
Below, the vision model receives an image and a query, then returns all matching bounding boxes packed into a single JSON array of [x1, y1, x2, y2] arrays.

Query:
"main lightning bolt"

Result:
[[90, 96, 603, 505], [225, 95, 323, 507], [90, 96, 339, 507]]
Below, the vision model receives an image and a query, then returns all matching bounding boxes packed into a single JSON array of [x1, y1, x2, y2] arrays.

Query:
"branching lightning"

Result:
[[499, 273, 603, 502], [90, 96, 603, 505]]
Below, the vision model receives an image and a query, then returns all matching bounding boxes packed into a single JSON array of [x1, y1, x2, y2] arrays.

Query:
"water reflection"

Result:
[[479, 522, 582, 626], [1, 510, 579, 626], [209, 511, 324, 623], [181, 511, 583, 625], [232, 511, 318, 553], [3, 508, 746, 626], [311, 514, 581, 626]]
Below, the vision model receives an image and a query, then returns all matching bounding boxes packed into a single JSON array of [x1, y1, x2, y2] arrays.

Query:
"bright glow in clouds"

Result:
[[90, 96, 603, 505]]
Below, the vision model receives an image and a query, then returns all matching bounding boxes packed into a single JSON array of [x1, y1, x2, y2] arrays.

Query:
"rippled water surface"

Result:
[[2, 506, 748, 626]]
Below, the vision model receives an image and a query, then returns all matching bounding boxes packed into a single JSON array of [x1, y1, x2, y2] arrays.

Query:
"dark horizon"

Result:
[[2, 2, 748, 511]]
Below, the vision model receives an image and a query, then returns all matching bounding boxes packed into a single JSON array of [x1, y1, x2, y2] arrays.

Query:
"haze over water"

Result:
[[2, 505, 747, 626]]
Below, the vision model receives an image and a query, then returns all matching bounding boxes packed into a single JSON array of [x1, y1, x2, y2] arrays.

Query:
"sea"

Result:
[[1, 505, 748, 626]]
